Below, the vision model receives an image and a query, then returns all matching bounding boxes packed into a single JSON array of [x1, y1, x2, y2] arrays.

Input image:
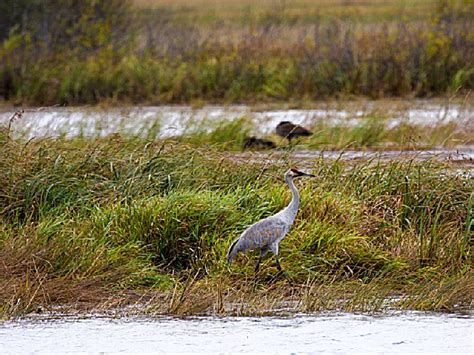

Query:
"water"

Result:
[[1, 102, 472, 140], [235, 148, 474, 164], [0, 312, 472, 353], [2, 104, 472, 167]]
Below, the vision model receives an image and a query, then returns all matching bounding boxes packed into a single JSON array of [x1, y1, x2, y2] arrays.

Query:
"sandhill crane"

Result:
[[276, 121, 312, 143], [227, 168, 314, 273], [243, 136, 276, 150]]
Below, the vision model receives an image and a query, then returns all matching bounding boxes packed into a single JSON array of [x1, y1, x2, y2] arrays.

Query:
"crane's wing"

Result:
[[227, 217, 288, 264], [291, 125, 312, 136]]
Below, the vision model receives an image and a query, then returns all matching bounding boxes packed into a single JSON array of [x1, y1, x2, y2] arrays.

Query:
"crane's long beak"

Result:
[[297, 171, 315, 177]]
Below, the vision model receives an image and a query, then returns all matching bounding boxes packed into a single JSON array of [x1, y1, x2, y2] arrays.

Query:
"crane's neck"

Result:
[[282, 174, 300, 224]]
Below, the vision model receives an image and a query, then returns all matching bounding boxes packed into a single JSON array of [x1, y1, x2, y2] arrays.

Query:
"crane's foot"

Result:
[[254, 255, 263, 274], [268, 269, 293, 286], [279, 270, 294, 286], [272, 258, 293, 284]]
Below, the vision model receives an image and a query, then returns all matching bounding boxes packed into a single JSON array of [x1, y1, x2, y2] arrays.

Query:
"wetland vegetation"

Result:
[[0, 0, 473, 105], [0, 0, 472, 318], [0, 115, 472, 317]]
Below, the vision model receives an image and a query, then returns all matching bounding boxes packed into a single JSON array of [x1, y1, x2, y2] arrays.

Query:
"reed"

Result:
[[0, 123, 471, 316]]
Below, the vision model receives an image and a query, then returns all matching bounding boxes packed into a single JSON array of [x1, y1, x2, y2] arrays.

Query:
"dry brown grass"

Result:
[[133, 0, 441, 22]]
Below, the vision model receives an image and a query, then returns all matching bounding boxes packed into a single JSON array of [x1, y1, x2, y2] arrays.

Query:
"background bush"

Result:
[[0, 0, 473, 104]]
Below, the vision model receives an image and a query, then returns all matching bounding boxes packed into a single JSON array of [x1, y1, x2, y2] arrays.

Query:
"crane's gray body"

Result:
[[227, 169, 310, 272], [227, 216, 290, 261]]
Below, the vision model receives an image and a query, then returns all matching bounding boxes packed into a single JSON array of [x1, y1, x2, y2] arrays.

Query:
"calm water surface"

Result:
[[2, 103, 473, 164], [1, 102, 472, 139], [0, 312, 472, 353]]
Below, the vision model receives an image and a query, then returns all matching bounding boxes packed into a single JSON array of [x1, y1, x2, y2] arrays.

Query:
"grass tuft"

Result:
[[0, 125, 472, 316]]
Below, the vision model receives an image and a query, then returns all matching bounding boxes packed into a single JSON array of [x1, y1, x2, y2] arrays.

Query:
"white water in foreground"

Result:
[[0, 312, 472, 353]]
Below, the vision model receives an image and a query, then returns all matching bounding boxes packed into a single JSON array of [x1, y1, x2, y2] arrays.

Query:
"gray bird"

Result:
[[276, 121, 312, 143], [227, 168, 315, 273]]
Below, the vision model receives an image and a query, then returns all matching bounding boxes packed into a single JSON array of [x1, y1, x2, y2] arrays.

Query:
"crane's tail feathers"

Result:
[[227, 238, 240, 265]]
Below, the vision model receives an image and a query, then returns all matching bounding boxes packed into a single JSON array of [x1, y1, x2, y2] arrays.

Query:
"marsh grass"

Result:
[[1, 1, 473, 104], [0, 122, 471, 317], [156, 111, 472, 150], [178, 117, 252, 150], [305, 119, 473, 150]]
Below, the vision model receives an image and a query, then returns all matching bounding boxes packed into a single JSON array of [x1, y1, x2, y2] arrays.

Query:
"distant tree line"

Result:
[[0, 0, 132, 53], [0, 0, 472, 103]]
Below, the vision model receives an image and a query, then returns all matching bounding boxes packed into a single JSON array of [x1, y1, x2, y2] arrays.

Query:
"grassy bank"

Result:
[[0, 120, 472, 317], [1, 1, 473, 105]]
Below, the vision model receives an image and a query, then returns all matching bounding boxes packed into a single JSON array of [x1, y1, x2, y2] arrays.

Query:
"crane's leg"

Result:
[[255, 249, 267, 273], [270, 243, 293, 285], [275, 255, 283, 272], [270, 244, 283, 272]]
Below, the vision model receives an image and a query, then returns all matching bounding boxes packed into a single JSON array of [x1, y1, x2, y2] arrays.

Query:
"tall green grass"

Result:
[[304, 117, 471, 150], [179, 117, 252, 149], [0, 125, 471, 316], [159, 113, 471, 150]]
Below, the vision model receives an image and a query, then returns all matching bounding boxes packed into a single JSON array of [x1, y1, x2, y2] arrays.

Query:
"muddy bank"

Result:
[[231, 148, 474, 168]]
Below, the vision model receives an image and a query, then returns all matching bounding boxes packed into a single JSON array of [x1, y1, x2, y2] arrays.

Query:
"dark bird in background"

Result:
[[276, 121, 312, 143], [243, 136, 276, 150]]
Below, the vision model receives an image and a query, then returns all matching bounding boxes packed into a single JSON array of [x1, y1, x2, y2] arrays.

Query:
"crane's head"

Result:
[[286, 168, 315, 179]]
